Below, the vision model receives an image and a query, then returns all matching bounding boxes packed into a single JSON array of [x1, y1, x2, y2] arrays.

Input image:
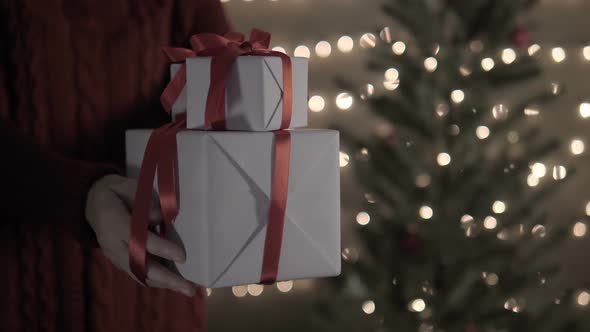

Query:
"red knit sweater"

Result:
[[0, 1, 230, 331]]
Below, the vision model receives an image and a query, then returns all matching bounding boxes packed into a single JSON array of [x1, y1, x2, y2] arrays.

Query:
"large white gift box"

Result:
[[126, 129, 341, 288], [170, 56, 308, 131]]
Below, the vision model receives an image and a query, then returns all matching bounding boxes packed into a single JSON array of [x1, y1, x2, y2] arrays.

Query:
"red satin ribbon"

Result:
[[130, 29, 292, 295]]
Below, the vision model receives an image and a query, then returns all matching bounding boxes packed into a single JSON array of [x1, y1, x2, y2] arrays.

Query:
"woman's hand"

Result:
[[85, 174, 196, 297]]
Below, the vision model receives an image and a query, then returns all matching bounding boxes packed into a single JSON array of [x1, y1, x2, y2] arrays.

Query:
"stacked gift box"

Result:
[[125, 29, 341, 288]]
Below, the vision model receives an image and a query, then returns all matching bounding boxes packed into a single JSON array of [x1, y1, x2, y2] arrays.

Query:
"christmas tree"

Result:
[[318, 0, 589, 331]]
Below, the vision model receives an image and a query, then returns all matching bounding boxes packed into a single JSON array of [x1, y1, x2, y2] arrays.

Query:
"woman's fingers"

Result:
[[145, 258, 196, 297], [109, 177, 163, 224], [146, 232, 186, 262]]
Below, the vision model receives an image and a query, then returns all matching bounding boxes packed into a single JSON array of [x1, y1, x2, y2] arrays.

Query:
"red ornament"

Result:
[[399, 232, 424, 253], [511, 27, 531, 48]]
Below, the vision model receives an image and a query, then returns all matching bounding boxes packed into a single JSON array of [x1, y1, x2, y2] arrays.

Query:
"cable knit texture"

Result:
[[0, 0, 231, 331]]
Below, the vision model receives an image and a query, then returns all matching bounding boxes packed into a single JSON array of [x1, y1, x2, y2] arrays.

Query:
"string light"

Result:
[[339, 152, 350, 167], [385, 68, 399, 81], [532, 224, 547, 238], [232, 286, 248, 298], [492, 104, 509, 120], [450, 89, 465, 103], [308, 95, 325, 112], [415, 174, 431, 188], [502, 48, 517, 64], [449, 124, 460, 136], [571, 139, 585, 155], [341, 248, 359, 263], [551, 82, 562, 95], [552, 165, 567, 180], [524, 106, 540, 116], [583, 46, 590, 61], [459, 65, 472, 77], [277, 281, 294, 293], [528, 44, 541, 56], [207, 288, 212, 296], [437, 152, 451, 166], [336, 92, 354, 110], [493, 201, 506, 214], [409, 298, 426, 312], [580, 102, 590, 118], [360, 83, 375, 100], [504, 297, 525, 313], [315, 41, 332, 58], [360, 33, 377, 48], [461, 215, 474, 226], [507, 131, 520, 144], [482, 272, 499, 286], [294, 45, 310, 58], [576, 291, 590, 306], [247, 284, 264, 296], [392, 41, 406, 55], [484, 216, 498, 230], [470, 40, 484, 53], [383, 80, 400, 91], [573, 221, 587, 237], [362, 300, 376, 314], [527, 174, 540, 187], [337, 36, 354, 53], [380, 27, 392, 43], [419, 205, 434, 220], [586, 202, 590, 216], [356, 211, 371, 226], [436, 103, 449, 117], [531, 162, 547, 178], [476, 126, 490, 139], [272, 46, 286, 54], [551, 47, 566, 63], [424, 57, 438, 72], [481, 57, 495, 71]]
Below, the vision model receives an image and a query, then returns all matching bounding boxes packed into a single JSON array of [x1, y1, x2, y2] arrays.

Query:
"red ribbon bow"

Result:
[[129, 29, 293, 294], [160, 28, 293, 129]]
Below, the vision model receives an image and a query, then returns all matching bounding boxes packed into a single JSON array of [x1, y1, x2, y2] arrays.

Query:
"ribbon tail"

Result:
[[260, 130, 291, 284], [161, 63, 187, 114]]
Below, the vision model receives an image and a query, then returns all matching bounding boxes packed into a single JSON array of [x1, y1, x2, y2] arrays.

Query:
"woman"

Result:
[[0, 0, 231, 331]]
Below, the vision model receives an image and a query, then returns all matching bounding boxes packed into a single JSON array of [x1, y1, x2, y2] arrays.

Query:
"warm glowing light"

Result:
[[277, 281, 293, 293], [502, 48, 517, 64], [247, 284, 264, 296], [419, 206, 434, 220], [392, 41, 406, 55], [415, 174, 431, 188], [531, 163, 546, 178], [532, 224, 546, 238], [573, 222, 587, 237], [360, 33, 377, 48], [315, 41, 332, 58], [294, 45, 310, 58], [577, 291, 590, 306], [551, 47, 566, 63], [571, 139, 585, 155], [450, 89, 465, 103], [484, 216, 498, 230], [385, 68, 399, 81], [409, 299, 426, 312], [492, 104, 509, 120], [528, 44, 541, 56], [272, 46, 286, 54], [232, 286, 248, 297], [481, 57, 495, 71], [336, 93, 354, 110], [583, 46, 590, 61], [493, 201, 506, 214], [207, 288, 212, 296], [553, 165, 567, 180], [383, 80, 400, 91], [580, 103, 590, 118], [424, 57, 438, 72], [527, 174, 539, 187], [470, 40, 484, 53], [459, 65, 472, 76], [437, 152, 451, 166], [586, 202, 590, 216], [356, 212, 371, 226], [524, 106, 540, 116], [482, 272, 499, 286], [308, 95, 325, 112], [337, 36, 354, 53], [476, 126, 490, 139], [461, 214, 474, 225], [507, 131, 519, 144], [380, 27, 392, 43], [339, 152, 350, 167], [362, 300, 376, 314]]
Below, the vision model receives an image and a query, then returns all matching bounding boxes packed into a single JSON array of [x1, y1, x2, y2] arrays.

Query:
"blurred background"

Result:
[[208, 0, 590, 331]]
